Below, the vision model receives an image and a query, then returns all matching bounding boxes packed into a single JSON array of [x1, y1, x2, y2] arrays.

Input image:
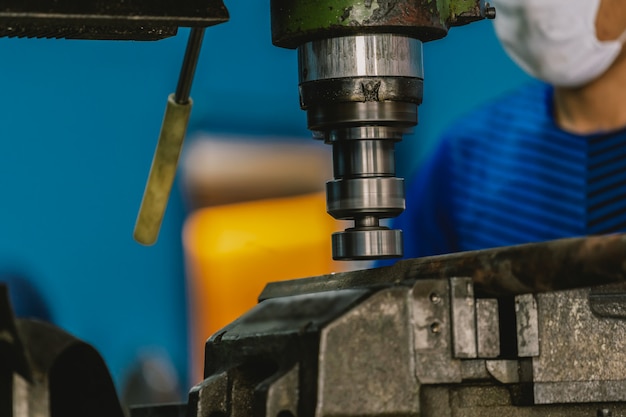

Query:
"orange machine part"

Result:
[[183, 192, 344, 382]]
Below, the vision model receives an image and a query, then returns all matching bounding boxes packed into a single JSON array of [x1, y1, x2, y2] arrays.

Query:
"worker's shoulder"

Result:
[[441, 81, 552, 145]]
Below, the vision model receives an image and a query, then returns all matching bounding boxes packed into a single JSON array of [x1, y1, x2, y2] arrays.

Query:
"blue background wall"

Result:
[[0, 0, 529, 393]]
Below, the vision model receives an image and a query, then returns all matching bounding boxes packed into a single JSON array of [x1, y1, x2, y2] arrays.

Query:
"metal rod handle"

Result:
[[134, 28, 205, 245]]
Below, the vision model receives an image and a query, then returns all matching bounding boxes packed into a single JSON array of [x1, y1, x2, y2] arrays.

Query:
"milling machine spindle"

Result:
[[271, 0, 495, 260]]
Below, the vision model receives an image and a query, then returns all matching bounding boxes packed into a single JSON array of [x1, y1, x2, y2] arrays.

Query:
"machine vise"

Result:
[[4, 235, 626, 416]]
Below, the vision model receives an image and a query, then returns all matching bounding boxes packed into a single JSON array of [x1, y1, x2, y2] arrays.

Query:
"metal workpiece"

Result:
[[271, 0, 492, 48], [400, 232, 626, 296], [261, 234, 626, 300], [0, 0, 228, 40]]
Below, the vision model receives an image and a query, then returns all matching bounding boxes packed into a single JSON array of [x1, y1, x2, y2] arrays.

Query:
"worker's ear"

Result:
[[595, 0, 626, 42]]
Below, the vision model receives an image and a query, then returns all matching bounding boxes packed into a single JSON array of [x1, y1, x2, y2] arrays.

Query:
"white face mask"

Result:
[[493, 0, 626, 88]]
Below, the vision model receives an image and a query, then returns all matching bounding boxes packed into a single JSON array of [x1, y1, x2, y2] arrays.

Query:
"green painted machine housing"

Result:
[[271, 0, 488, 48]]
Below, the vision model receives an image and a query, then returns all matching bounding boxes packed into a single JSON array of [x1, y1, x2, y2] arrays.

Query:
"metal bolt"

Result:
[[597, 409, 612, 417], [429, 292, 442, 304], [484, 3, 496, 19]]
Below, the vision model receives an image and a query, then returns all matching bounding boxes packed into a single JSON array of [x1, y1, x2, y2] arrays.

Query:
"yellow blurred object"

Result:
[[183, 192, 345, 382]]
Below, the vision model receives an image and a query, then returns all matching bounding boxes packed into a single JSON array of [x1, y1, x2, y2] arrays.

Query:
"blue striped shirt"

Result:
[[394, 81, 626, 259]]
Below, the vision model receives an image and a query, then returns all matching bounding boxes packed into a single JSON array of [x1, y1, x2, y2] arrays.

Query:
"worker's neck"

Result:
[[554, 56, 626, 135]]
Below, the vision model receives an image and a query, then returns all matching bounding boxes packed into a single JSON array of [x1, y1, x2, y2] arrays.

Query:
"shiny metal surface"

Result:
[[295, 33, 423, 260], [324, 126, 404, 142], [333, 140, 396, 178], [332, 228, 403, 260], [324, 123, 406, 258], [326, 177, 404, 219], [307, 102, 418, 131], [298, 34, 423, 82]]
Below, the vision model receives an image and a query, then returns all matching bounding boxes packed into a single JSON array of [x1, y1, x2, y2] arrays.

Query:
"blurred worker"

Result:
[[394, 0, 626, 258]]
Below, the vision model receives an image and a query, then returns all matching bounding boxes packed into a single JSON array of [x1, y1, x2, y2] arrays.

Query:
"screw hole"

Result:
[[429, 292, 441, 304], [430, 322, 441, 334]]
